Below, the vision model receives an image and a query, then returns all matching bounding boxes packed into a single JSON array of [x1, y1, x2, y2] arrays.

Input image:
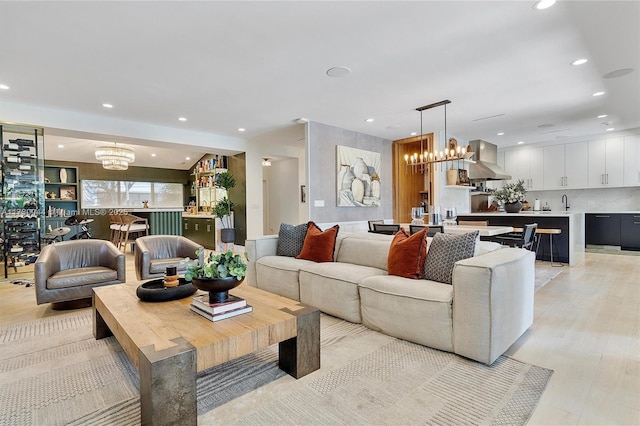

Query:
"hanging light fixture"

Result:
[[261, 158, 272, 167], [405, 99, 470, 173], [95, 143, 135, 170]]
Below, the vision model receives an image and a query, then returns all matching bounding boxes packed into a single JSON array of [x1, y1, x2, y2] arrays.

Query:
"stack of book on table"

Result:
[[190, 294, 252, 321]]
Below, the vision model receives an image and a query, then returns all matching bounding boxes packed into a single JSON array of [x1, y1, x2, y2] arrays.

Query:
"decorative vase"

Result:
[[339, 164, 355, 190], [351, 178, 364, 203], [220, 228, 236, 243], [59, 168, 67, 183], [191, 276, 244, 303], [361, 173, 372, 197], [504, 201, 523, 213], [352, 157, 368, 179], [446, 166, 458, 186], [371, 179, 381, 199]]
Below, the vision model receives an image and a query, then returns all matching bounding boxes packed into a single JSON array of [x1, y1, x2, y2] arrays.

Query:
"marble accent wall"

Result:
[[527, 187, 640, 212], [307, 122, 393, 223]]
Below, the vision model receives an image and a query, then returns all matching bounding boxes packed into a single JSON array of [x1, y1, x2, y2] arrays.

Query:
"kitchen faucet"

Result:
[[562, 194, 570, 211]]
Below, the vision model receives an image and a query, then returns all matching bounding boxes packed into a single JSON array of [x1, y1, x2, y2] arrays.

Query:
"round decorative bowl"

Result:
[[136, 278, 196, 302], [191, 276, 244, 303]]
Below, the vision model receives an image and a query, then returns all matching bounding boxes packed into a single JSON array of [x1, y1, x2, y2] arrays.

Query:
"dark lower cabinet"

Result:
[[621, 214, 640, 250], [183, 217, 215, 249], [585, 214, 621, 246]]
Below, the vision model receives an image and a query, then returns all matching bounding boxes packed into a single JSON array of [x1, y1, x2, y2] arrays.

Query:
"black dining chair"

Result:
[[495, 223, 537, 251], [409, 224, 444, 236], [368, 220, 385, 232], [371, 223, 401, 235]]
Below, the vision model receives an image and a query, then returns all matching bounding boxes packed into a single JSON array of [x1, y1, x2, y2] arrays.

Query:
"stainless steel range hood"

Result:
[[467, 140, 511, 181]]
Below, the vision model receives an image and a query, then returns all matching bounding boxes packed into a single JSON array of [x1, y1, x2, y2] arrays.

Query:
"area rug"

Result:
[[0, 310, 553, 426], [534, 261, 563, 292]]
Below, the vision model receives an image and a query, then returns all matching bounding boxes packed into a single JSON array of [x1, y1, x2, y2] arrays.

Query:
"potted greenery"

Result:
[[213, 171, 237, 243], [489, 179, 527, 213], [184, 250, 247, 302]]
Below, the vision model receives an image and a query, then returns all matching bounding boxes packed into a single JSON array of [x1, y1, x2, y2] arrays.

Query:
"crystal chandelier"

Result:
[[95, 143, 135, 170]]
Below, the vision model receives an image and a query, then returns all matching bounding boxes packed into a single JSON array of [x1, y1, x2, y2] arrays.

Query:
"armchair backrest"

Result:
[[49, 239, 117, 269]]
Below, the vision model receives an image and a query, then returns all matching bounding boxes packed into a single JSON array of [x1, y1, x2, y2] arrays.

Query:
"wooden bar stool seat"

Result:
[[514, 227, 563, 266]]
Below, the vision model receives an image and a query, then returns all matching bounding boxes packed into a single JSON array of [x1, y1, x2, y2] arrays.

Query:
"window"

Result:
[[81, 180, 183, 208]]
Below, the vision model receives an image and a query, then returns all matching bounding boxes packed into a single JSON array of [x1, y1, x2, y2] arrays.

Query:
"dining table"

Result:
[[399, 223, 514, 237]]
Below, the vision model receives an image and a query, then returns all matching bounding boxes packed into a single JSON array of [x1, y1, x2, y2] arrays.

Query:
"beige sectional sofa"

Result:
[[245, 231, 535, 365]]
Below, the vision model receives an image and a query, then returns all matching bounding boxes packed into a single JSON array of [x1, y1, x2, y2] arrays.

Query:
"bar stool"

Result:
[[535, 228, 563, 267]]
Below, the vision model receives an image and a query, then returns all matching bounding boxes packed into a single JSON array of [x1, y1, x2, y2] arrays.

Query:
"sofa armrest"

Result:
[[452, 247, 535, 365], [34, 245, 61, 303], [244, 235, 278, 287], [100, 241, 126, 282]]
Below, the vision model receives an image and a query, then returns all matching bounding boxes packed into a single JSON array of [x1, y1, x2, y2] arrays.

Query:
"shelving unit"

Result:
[[1, 124, 45, 278], [190, 168, 228, 213], [44, 165, 79, 237]]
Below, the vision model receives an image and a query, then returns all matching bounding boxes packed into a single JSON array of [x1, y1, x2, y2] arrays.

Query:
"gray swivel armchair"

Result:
[[134, 235, 204, 280], [35, 239, 126, 308]]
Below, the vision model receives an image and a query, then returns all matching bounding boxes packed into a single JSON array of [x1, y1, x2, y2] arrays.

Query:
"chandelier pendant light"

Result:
[[405, 100, 471, 174], [95, 143, 135, 170]]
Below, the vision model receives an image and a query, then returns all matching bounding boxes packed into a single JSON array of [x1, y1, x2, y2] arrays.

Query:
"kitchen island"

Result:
[[456, 212, 584, 266]]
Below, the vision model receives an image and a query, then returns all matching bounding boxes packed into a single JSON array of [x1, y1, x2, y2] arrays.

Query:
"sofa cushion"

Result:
[[387, 227, 428, 279], [335, 237, 390, 270], [423, 231, 479, 284], [276, 222, 309, 257], [359, 275, 454, 352], [256, 255, 316, 301], [299, 262, 386, 323], [297, 222, 339, 262], [48, 267, 118, 289], [149, 257, 195, 274]]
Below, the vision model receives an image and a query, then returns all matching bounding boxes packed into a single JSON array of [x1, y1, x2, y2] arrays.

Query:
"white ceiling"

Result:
[[0, 1, 638, 170]]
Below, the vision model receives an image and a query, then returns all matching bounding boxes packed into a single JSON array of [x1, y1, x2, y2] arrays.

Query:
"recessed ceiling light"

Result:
[[365, 118, 374, 123], [151, 153, 156, 157], [597, 114, 608, 118], [238, 128, 246, 132], [102, 103, 113, 108], [410, 132, 417, 136], [178, 117, 187, 122], [517, 141, 525, 145], [606, 128, 615, 131], [295, 118, 309, 124], [0, 84, 9, 90], [186, 157, 191, 161], [57, 144, 64, 148], [533, 0, 556, 10], [326, 66, 351, 78], [603, 68, 634, 79], [571, 58, 588, 66], [497, 132, 505, 136], [592, 91, 605, 97]]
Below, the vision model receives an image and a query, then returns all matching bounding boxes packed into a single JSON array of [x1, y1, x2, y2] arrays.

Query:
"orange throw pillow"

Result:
[[296, 221, 340, 262], [387, 227, 428, 279]]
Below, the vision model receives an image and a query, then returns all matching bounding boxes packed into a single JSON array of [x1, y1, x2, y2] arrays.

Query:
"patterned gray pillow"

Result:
[[423, 231, 479, 284], [276, 223, 309, 257]]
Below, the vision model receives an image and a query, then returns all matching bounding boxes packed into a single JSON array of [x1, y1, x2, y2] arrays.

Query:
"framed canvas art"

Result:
[[337, 145, 381, 207]]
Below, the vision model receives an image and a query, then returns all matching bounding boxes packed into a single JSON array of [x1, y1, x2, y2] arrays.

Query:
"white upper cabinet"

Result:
[[504, 147, 543, 190], [543, 143, 588, 189], [623, 135, 640, 186], [588, 138, 624, 187], [543, 145, 564, 189], [564, 142, 589, 188]]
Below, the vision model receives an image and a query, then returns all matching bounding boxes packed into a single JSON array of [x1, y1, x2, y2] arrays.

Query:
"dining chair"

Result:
[[495, 223, 537, 250], [409, 224, 444, 236], [368, 220, 385, 232], [371, 223, 401, 235]]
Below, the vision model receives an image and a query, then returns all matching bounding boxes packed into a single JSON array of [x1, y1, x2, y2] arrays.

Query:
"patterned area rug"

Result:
[[534, 261, 564, 292], [0, 310, 553, 425]]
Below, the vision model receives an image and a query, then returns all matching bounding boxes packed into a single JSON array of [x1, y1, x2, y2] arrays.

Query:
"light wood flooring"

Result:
[[0, 251, 638, 425]]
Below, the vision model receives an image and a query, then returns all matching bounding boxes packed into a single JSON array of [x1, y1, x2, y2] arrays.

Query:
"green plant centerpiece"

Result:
[[184, 250, 247, 302], [214, 171, 237, 243], [489, 179, 527, 213]]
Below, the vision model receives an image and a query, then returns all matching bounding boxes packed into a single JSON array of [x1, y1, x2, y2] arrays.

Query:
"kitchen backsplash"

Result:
[[526, 187, 640, 212]]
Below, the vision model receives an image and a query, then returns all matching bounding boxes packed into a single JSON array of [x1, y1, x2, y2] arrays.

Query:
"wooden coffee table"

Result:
[[93, 283, 320, 426]]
